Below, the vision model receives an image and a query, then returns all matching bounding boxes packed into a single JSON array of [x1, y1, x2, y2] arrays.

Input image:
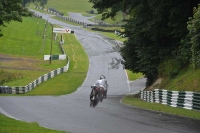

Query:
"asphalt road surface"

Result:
[[0, 11, 200, 133]]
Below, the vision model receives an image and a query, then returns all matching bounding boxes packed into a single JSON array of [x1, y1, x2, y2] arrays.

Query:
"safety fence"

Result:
[[140, 89, 200, 111], [0, 58, 69, 94]]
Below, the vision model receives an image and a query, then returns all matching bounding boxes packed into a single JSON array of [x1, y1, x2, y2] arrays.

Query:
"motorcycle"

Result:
[[90, 86, 104, 107]]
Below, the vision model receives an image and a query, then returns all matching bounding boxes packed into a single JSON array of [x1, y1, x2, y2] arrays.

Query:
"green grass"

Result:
[[86, 27, 125, 42], [26, 34, 89, 95], [101, 32, 125, 42], [44, 0, 95, 15], [0, 17, 61, 56], [92, 11, 129, 25], [126, 70, 143, 81], [0, 17, 66, 86], [0, 114, 68, 133], [122, 94, 200, 120], [160, 68, 200, 92], [0, 26, 88, 95], [28, 4, 46, 14]]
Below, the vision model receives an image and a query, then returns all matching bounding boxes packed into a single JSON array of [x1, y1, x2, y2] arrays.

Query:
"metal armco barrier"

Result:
[[140, 89, 200, 111]]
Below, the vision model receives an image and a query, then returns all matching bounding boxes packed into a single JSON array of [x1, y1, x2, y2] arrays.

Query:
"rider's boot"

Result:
[[104, 91, 107, 99]]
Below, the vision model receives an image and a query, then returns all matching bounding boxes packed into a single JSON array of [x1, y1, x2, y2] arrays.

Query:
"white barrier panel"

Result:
[[44, 55, 51, 60], [44, 55, 66, 60], [59, 54, 66, 60]]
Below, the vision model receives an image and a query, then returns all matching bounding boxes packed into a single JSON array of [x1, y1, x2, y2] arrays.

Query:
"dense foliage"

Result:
[[0, 0, 48, 37], [187, 4, 200, 69], [0, 70, 23, 85], [0, 0, 31, 37], [89, 0, 200, 86], [22, 0, 48, 7], [89, 0, 133, 20]]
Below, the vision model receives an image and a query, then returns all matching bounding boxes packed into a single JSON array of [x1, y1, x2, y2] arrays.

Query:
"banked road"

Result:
[[0, 11, 200, 133]]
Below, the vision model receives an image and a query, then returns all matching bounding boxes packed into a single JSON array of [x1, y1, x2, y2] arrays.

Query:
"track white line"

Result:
[[0, 107, 21, 121]]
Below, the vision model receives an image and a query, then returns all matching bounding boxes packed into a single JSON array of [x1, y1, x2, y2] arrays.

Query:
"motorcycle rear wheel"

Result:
[[90, 92, 99, 107]]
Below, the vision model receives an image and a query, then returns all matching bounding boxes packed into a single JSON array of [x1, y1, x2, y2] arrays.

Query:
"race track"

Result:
[[0, 11, 200, 133]]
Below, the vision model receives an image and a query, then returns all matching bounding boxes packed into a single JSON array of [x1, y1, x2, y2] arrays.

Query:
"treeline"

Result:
[[22, 0, 48, 7], [89, 0, 200, 86], [0, 0, 48, 37]]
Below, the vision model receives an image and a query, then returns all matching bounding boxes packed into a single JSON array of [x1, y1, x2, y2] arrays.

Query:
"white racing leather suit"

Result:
[[93, 78, 108, 98], [101, 79, 108, 91], [93, 79, 104, 88], [93, 79, 108, 90], [90, 75, 109, 99]]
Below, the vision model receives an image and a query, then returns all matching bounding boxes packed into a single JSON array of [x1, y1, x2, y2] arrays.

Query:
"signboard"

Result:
[[53, 28, 71, 33]]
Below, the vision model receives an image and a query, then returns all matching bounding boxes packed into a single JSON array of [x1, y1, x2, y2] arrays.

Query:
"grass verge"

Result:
[[126, 70, 143, 81], [85, 27, 125, 42], [122, 94, 200, 120], [0, 16, 66, 87], [0, 17, 61, 56], [24, 33, 89, 95], [160, 68, 200, 92], [44, 0, 94, 15], [0, 114, 68, 133]]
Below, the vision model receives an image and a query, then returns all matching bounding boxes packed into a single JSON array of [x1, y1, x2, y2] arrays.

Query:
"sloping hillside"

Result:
[[146, 68, 200, 92]]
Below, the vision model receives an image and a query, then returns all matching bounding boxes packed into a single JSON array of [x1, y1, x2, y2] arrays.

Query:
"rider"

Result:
[[90, 75, 108, 100], [100, 75, 108, 99], [90, 78, 103, 101]]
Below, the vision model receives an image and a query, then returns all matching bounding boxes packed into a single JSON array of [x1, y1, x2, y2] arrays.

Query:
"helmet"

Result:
[[100, 75, 105, 80]]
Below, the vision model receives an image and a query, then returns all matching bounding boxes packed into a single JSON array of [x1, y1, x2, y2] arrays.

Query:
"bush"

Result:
[[0, 70, 23, 85], [158, 59, 181, 79], [187, 5, 200, 69], [90, 10, 94, 14]]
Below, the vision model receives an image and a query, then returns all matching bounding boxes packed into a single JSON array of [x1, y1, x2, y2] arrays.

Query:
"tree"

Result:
[[187, 4, 200, 69], [38, 0, 48, 7], [89, 0, 200, 86], [0, 0, 31, 37], [22, 0, 48, 7], [89, 0, 133, 20], [22, 0, 31, 7], [122, 0, 195, 85]]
